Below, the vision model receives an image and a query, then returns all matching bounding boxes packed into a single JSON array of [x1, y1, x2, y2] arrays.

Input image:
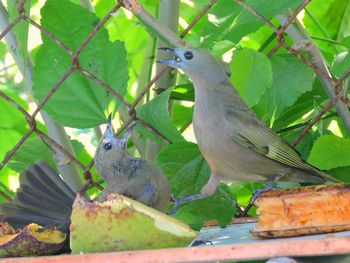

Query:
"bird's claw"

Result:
[[242, 174, 284, 217], [170, 193, 208, 215], [170, 198, 183, 215]]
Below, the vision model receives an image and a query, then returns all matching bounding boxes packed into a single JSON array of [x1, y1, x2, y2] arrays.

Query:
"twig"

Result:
[[292, 95, 341, 147], [234, 0, 278, 33], [180, 0, 218, 38]]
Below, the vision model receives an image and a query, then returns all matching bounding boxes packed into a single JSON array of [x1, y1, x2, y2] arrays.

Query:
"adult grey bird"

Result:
[[1, 116, 170, 232], [158, 47, 339, 212]]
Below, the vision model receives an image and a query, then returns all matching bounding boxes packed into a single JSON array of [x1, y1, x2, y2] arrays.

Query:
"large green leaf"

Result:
[[230, 48, 272, 107], [33, 0, 129, 128], [254, 54, 314, 122], [308, 134, 350, 170], [137, 89, 184, 144], [331, 51, 350, 79], [156, 142, 236, 230]]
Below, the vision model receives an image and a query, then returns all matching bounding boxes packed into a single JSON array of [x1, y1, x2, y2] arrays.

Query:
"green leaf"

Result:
[[331, 51, 350, 79], [94, 0, 149, 103], [327, 166, 350, 183], [308, 134, 350, 170], [33, 0, 129, 128], [254, 54, 314, 121], [156, 142, 209, 196], [170, 83, 194, 102], [336, 1, 350, 41], [0, 90, 28, 161], [8, 136, 90, 175], [272, 78, 327, 131], [156, 142, 235, 229], [175, 184, 236, 230], [8, 137, 55, 173], [171, 101, 193, 131], [137, 89, 184, 143], [230, 48, 272, 107], [0, 42, 7, 61], [227, 0, 303, 43], [341, 36, 350, 49], [303, 0, 349, 59], [194, 0, 242, 48]]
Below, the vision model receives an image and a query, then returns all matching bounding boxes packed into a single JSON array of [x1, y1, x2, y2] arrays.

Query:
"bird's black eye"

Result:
[[103, 142, 112, 151], [184, 51, 193, 60]]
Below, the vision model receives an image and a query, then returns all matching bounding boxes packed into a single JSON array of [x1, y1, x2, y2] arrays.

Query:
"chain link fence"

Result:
[[0, 0, 349, 202]]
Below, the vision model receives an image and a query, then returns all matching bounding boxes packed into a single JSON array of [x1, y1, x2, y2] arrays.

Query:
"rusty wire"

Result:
[[1, 0, 349, 201], [0, 0, 218, 200]]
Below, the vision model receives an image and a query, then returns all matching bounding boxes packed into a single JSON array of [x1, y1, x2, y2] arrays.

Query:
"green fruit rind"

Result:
[[70, 194, 197, 254]]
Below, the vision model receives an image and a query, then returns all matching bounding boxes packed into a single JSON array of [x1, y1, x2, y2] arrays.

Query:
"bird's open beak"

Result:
[[157, 47, 181, 68], [105, 113, 115, 139]]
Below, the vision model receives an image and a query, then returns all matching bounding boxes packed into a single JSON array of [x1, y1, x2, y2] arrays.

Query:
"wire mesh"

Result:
[[0, 0, 349, 202]]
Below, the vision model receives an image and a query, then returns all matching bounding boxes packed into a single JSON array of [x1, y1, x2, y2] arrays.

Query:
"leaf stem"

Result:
[[310, 35, 342, 45], [304, 8, 330, 39]]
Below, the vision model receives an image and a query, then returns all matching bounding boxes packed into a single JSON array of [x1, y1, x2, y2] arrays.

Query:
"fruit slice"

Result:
[[0, 223, 66, 257], [252, 184, 350, 238], [70, 194, 198, 253]]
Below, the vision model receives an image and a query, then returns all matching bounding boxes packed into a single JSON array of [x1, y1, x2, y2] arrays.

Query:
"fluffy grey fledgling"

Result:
[[1, 117, 170, 232]]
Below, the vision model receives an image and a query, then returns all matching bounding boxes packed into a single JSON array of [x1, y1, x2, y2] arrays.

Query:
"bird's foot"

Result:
[[241, 174, 283, 217], [170, 193, 208, 215], [191, 240, 213, 247]]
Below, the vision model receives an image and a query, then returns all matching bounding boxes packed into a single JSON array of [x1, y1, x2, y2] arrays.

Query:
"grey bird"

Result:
[[94, 116, 170, 212], [158, 47, 339, 211], [0, 116, 170, 232]]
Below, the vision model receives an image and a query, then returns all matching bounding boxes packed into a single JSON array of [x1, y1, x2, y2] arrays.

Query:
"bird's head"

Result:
[[94, 114, 128, 172], [158, 47, 228, 84]]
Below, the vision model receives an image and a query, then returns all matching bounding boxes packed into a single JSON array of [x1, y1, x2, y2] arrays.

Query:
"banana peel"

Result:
[[70, 194, 198, 254], [0, 223, 66, 257]]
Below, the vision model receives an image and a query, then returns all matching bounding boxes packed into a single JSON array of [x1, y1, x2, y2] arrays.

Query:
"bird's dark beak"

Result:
[[157, 47, 181, 68], [158, 47, 175, 53], [105, 113, 114, 139]]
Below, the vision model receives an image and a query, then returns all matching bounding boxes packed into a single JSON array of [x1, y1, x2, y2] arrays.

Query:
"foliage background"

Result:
[[0, 0, 350, 229]]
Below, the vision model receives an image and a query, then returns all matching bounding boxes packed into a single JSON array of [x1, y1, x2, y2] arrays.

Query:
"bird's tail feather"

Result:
[[0, 160, 75, 232]]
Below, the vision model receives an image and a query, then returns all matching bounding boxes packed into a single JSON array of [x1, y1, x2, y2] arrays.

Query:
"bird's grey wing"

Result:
[[135, 184, 159, 208], [224, 105, 339, 182]]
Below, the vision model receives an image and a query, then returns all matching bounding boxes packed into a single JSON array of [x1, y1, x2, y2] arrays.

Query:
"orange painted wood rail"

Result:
[[3, 235, 350, 263]]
